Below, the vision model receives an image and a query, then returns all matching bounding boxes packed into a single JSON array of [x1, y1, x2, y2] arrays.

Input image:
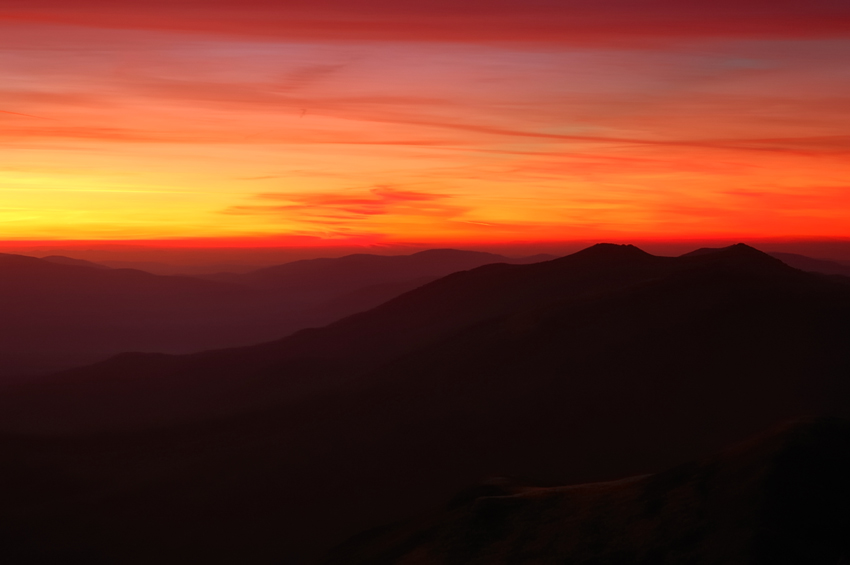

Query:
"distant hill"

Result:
[[0, 243, 847, 563], [40, 255, 110, 269], [0, 243, 689, 431], [0, 249, 536, 377], [686, 246, 850, 277], [0, 252, 258, 375], [203, 249, 550, 294], [324, 417, 850, 564], [769, 251, 850, 277], [98, 260, 263, 276]]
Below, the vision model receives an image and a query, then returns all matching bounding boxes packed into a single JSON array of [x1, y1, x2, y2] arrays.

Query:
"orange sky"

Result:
[[1, 1, 850, 252]]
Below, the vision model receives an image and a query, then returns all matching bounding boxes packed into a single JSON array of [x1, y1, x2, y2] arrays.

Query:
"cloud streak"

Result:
[[3, 1, 850, 45], [223, 187, 469, 228]]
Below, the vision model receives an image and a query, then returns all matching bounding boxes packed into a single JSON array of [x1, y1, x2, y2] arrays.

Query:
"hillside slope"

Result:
[[324, 418, 850, 565], [0, 244, 847, 563]]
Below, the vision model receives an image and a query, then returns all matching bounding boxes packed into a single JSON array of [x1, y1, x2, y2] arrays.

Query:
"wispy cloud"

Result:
[[223, 186, 469, 226], [0, 109, 55, 120], [721, 185, 850, 209]]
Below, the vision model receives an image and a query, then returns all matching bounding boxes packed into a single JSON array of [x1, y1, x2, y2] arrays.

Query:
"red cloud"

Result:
[[223, 186, 468, 225], [3, 1, 849, 45]]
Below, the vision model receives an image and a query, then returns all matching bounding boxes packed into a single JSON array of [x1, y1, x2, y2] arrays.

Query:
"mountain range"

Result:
[[0, 249, 541, 378], [0, 243, 848, 563], [2, 245, 844, 379]]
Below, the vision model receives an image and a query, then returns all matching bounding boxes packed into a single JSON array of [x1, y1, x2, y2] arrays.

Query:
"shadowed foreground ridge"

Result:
[[325, 418, 850, 565]]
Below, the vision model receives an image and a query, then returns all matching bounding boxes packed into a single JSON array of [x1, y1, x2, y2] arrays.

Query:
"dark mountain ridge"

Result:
[[0, 243, 848, 563], [0, 243, 755, 433], [1, 242, 846, 435]]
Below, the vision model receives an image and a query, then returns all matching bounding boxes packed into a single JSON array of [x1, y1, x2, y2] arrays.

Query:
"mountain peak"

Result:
[[680, 243, 788, 268], [570, 243, 652, 259], [724, 242, 760, 252], [682, 243, 765, 258]]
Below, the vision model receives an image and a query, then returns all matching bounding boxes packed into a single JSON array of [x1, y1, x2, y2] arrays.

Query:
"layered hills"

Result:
[[769, 251, 850, 278], [201, 248, 552, 291], [0, 249, 530, 377], [0, 243, 848, 563]]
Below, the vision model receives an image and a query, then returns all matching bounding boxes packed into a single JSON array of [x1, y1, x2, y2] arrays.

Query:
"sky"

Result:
[[1, 1, 850, 258]]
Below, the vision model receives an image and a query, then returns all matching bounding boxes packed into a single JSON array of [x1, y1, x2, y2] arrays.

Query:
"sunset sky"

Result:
[[2, 1, 850, 256]]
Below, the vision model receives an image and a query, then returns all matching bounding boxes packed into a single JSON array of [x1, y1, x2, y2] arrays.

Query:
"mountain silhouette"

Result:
[[40, 255, 111, 269], [0, 249, 534, 377], [0, 243, 847, 563], [323, 417, 850, 564], [203, 248, 548, 293], [0, 252, 261, 376], [770, 251, 850, 278], [98, 259, 262, 275], [0, 243, 712, 432], [685, 245, 850, 278]]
